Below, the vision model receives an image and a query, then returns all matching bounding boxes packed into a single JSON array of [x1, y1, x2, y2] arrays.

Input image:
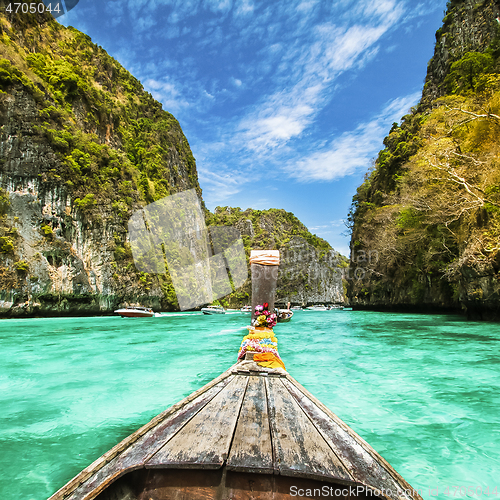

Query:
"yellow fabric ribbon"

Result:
[[253, 352, 286, 370]]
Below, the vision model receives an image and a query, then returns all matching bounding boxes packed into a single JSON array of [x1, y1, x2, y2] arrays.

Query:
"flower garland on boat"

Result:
[[253, 302, 277, 328], [237, 303, 285, 370]]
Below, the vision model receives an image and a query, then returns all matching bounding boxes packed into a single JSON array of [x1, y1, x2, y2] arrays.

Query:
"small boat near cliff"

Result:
[[201, 305, 226, 315], [306, 304, 328, 310], [277, 309, 293, 322], [114, 306, 154, 318]]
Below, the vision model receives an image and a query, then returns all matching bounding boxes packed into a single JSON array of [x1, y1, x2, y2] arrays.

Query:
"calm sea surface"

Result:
[[0, 311, 499, 499]]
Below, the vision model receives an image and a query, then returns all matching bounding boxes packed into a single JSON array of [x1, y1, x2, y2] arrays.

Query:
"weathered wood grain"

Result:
[[283, 375, 423, 500], [146, 374, 249, 469], [65, 376, 235, 500], [282, 378, 414, 500], [226, 375, 274, 474], [48, 366, 237, 500], [265, 377, 352, 483], [96, 469, 378, 500]]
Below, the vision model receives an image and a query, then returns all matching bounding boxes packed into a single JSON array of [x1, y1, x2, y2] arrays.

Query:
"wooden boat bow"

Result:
[[47, 250, 422, 500], [47, 362, 422, 500]]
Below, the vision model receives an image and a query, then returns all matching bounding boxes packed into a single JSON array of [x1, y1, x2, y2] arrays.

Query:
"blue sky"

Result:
[[60, 0, 448, 256]]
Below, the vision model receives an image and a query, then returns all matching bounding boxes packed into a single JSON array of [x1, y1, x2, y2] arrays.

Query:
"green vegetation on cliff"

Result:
[[0, 6, 201, 311], [0, 9, 199, 204], [0, 6, 345, 314], [206, 207, 345, 307], [206, 206, 331, 255], [348, 0, 500, 317]]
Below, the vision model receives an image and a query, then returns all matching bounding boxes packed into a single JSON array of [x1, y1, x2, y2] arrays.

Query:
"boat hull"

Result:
[[201, 307, 225, 315], [95, 467, 383, 500], [114, 309, 154, 318]]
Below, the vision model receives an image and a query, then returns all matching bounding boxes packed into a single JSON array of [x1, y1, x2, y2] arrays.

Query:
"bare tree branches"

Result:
[[427, 157, 500, 208], [446, 105, 500, 121]]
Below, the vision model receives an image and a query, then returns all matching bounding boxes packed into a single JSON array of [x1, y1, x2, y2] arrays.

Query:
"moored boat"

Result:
[[306, 304, 328, 310], [277, 309, 293, 322], [201, 305, 226, 315], [114, 306, 154, 318], [240, 305, 252, 313]]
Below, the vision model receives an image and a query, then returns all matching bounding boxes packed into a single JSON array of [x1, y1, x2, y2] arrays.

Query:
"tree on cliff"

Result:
[[348, 0, 500, 318]]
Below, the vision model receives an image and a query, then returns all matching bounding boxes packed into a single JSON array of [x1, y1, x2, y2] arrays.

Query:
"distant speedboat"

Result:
[[306, 304, 328, 311], [114, 306, 154, 318], [240, 305, 252, 313], [290, 305, 302, 310], [201, 305, 226, 315]]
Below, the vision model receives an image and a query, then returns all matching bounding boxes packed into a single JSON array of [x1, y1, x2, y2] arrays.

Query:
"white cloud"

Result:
[[287, 92, 421, 181], [143, 78, 191, 112], [204, 0, 233, 14], [233, 0, 254, 16], [232, 2, 406, 156], [197, 166, 251, 203]]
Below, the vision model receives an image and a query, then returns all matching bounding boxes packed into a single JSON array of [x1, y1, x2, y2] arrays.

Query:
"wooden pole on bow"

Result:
[[249, 250, 280, 325]]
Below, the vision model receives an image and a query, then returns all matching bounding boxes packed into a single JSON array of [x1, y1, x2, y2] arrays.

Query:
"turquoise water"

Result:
[[0, 311, 499, 499]]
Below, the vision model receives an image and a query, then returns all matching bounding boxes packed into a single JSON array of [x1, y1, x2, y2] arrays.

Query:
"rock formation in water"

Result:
[[348, 0, 500, 319], [207, 207, 347, 308], [0, 7, 344, 316]]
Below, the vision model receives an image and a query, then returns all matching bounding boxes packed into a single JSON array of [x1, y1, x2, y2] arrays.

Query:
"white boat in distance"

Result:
[[201, 305, 226, 315], [114, 306, 154, 318], [306, 304, 328, 310], [240, 305, 252, 313]]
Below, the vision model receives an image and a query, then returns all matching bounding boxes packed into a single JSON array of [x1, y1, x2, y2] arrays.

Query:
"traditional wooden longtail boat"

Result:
[[276, 309, 293, 322], [48, 250, 423, 500]]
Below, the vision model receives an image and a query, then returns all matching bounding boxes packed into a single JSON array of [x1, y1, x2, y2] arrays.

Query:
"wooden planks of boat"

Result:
[[47, 362, 422, 500]]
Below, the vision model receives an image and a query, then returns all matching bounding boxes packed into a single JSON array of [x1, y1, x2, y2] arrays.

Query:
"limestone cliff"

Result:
[[0, 7, 345, 316], [0, 6, 200, 316], [207, 207, 347, 308], [347, 0, 500, 320], [422, 0, 500, 105]]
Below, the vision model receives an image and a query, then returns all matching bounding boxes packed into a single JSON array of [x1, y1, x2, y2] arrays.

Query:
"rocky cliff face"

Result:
[[210, 208, 347, 308], [0, 8, 345, 317], [277, 237, 345, 306], [0, 8, 200, 316], [347, 0, 500, 320], [422, 0, 500, 105]]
